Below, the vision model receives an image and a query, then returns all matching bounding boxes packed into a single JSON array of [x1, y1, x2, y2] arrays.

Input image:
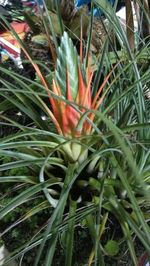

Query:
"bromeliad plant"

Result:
[[45, 31, 113, 163], [0, 3, 150, 265], [22, 0, 89, 67]]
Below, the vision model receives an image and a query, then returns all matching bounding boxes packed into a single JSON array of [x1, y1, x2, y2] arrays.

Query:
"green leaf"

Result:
[[0, 179, 60, 220], [64, 200, 77, 266], [23, 12, 41, 34], [55, 31, 78, 100], [104, 240, 119, 256], [68, 9, 89, 39], [34, 163, 77, 266], [46, 11, 63, 35], [44, 0, 53, 10]]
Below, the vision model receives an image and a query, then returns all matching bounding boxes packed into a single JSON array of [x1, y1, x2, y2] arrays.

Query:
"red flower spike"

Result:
[[50, 76, 80, 137], [48, 34, 118, 138], [50, 62, 118, 137], [49, 63, 99, 137]]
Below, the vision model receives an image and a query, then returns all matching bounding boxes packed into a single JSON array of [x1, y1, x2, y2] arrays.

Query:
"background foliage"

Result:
[[0, 0, 150, 265]]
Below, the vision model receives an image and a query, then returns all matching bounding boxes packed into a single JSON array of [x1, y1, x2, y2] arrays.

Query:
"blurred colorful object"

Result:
[[75, 0, 122, 16], [0, 0, 46, 64], [0, 0, 32, 63], [21, 0, 43, 8], [75, 0, 114, 16], [75, 0, 114, 6], [0, 22, 29, 62], [75, 0, 91, 6], [21, 0, 36, 7], [138, 253, 150, 266]]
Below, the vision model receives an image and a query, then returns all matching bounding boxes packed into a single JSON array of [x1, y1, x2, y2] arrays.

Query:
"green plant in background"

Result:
[[0, 0, 150, 265], [23, 0, 89, 65]]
